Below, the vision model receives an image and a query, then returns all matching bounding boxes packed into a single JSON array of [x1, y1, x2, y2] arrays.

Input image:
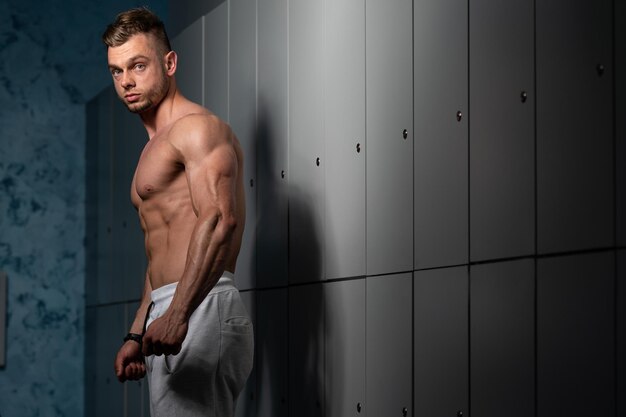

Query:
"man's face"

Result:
[[107, 33, 169, 114]]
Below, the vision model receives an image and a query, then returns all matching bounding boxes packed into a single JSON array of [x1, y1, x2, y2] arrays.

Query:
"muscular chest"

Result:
[[133, 137, 185, 202]]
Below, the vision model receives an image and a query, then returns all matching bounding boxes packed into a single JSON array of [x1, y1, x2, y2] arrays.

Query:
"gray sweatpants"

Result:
[[145, 273, 254, 417]]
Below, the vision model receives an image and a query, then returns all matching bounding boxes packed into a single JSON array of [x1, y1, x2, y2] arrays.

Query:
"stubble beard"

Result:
[[124, 75, 169, 114]]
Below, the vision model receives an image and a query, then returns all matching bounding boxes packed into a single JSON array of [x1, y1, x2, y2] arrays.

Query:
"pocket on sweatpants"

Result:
[[222, 316, 253, 334]]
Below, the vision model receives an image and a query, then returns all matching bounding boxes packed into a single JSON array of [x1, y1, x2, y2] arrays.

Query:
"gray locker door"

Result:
[[236, 290, 257, 417], [92, 304, 126, 417], [617, 1, 626, 248], [289, 284, 325, 417], [229, 0, 257, 290], [414, 0, 468, 270], [256, 0, 289, 288], [536, 0, 614, 254], [204, 3, 228, 120], [324, 0, 366, 280], [111, 102, 147, 303], [256, 289, 288, 417], [289, 0, 325, 284], [172, 16, 204, 106], [470, 259, 535, 417], [615, 250, 626, 416], [537, 252, 615, 416], [95, 88, 113, 306], [469, 0, 535, 262], [366, 0, 414, 276], [325, 279, 366, 417], [366, 273, 412, 417], [414, 266, 468, 417]]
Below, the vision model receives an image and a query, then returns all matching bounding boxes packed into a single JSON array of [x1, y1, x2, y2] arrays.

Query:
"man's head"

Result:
[[103, 8, 176, 114], [102, 7, 171, 58]]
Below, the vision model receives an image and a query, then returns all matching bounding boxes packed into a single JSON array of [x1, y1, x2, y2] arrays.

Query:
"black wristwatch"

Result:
[[123, 333, 143, 345]]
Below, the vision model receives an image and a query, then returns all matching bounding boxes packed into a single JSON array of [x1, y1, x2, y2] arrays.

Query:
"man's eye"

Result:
[[134, 64, 146, 71], [111, 69, 121, 77]]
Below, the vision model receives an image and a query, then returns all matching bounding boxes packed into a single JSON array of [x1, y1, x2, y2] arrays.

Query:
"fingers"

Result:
[[143, 338, 181, 356], [142, 329, 182, 356], [124, 361, 146, 380]]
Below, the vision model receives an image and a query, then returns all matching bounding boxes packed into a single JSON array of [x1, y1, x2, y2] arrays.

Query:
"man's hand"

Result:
[[142, 312, 189, 356], [114, 341, 146, 382]]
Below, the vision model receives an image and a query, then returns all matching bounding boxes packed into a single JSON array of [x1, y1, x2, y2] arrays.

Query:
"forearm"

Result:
[[167, 213, 237, 322], [128, 271, 153, 334]]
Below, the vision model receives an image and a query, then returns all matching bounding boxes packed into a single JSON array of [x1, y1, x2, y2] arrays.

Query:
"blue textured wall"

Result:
[[0, 1, 166, 416]]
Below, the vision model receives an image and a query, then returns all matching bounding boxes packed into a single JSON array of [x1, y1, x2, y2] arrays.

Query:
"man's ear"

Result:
[[164, 50, 177, 76]]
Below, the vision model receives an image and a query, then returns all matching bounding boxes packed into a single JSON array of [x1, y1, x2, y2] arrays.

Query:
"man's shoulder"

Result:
[[168, 111, 234, 157]]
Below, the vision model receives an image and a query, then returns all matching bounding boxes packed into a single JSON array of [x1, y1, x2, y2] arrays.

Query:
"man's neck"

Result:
[[140, 87, 181, 139]]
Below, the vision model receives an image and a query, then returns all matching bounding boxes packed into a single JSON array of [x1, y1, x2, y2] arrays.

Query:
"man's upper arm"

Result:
[[176, 117, 239, 220]]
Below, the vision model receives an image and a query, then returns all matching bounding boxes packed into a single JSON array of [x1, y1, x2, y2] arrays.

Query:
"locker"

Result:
[[536, 0, 614, 254], [171, 16, 204, 106], [366, 0, 414, 276], [166, 0, 214, 38], [289, 0, 325, 284], [470, 259, 535, 417], [615, 250, 626, 416], [85, 96, 96, 305], [204, 3, 228, 120], [110, 101, 147, 303], [537, 252, 615, 416], [256, 0, 289, 288], [414, 266, 468, 417], [414, 0, 468, 269], [229, 0, 257, 290], [84, 306, 97, 414], [92, 303, 126, 417], [236, 290, 257, 417], [324, 279, 366, 417], [469, 0, 535, 261], [95, 88, 113, 305], [256, 289, 288, 417], [366, 273, 412, 417], [617, 1, 626, 247], [85, 92, 104, 306], [289, 284, 325, 417], [324, 0, 366, 280]]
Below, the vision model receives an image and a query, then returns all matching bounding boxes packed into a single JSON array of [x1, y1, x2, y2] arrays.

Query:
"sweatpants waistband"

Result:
[[151, 271, 236, 305]]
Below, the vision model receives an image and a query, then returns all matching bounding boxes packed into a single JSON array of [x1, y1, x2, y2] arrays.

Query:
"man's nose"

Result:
[[121, 72, 135, 89]]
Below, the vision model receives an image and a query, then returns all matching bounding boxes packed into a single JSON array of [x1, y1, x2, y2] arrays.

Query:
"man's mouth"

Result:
[[125, 93, 140, 102]]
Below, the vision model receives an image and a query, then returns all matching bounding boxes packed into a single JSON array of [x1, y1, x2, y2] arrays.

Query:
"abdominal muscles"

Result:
[[139, 187, 196, 289]]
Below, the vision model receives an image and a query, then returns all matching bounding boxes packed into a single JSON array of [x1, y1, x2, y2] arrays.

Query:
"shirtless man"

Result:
[[103, 8, 253, 417]]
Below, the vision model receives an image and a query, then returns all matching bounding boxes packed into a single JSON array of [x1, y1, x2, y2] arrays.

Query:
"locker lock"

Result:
[[456, 111, 463, 122], [281, 170, 285, 179], [250, 178, 254, 187], [357, 402, 362, 413], [457, 411, 463, 417], [402, 129, 408, 140], [402, 407, 408, 416], [597, 64, 605, 76], [356, 143, 361, 153], [520, 91, 528, 103], [316, 157, 321, 166]]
